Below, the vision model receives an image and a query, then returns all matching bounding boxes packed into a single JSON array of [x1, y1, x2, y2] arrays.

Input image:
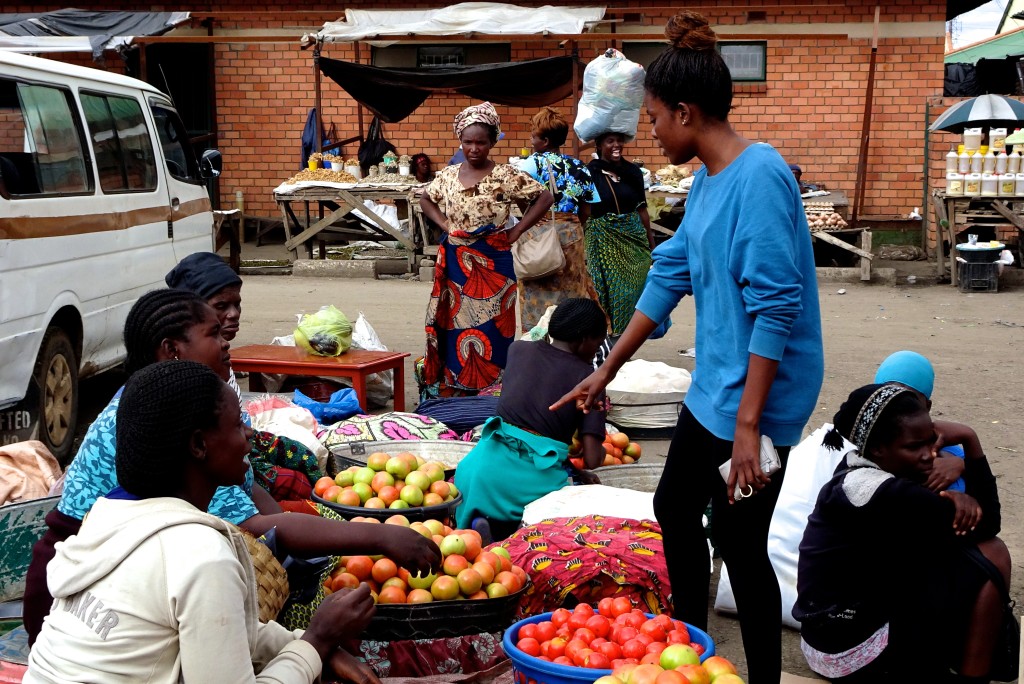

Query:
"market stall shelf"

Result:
[[229, 345, 410, 412], [274, 184, 421, 265], [932, 191, 1024, 286]]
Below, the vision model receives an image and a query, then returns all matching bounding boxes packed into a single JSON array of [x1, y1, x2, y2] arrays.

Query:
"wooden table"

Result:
[[229, 345, 411, 412], [932, 191, 1024, 286], [275, 184, 423, 263]]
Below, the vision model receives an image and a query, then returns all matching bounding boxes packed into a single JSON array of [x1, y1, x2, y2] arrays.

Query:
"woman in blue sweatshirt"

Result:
[[554, 11, 823, 683]]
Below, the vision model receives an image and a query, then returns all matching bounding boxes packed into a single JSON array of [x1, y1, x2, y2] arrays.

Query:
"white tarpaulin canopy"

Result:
[[317, 2, 606, 42], [0, 10, 190, 58]]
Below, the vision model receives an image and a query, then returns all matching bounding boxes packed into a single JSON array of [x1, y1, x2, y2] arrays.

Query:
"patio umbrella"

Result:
[[929, 94, 1024, 133]]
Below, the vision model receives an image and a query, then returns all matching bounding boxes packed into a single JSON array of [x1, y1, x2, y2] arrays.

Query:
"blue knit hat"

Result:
[[873, 350, 934, 399]]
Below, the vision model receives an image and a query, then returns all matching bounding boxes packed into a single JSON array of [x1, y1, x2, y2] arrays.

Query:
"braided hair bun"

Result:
[[116, 360, 226, 499], [665, 11, 718, 51]]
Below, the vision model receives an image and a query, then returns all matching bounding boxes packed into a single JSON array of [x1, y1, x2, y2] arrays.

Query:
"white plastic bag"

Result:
[[351, 312, 393, 408], [714, 423, 852, 628], [574, 48, 646, 143]]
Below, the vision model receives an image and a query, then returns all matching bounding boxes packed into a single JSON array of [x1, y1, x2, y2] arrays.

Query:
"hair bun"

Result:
[[665, 11, 717, 51]]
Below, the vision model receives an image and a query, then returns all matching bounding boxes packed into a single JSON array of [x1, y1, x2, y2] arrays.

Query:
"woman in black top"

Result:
[[795, 383, 1011, 684], [585, 132, 654, 336]]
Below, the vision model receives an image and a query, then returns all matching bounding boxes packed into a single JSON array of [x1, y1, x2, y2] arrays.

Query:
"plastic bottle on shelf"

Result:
[[982, 148, 996, 174], [999, 172, 1016, 196], [970, 151, 983, 174], [996, 150, 1008, 174], [1016, 172, 1024, 195], [958, 148, 971, 173], [964, 172, 982, 196], [990, 128, 1007, 153], [946, 172, 965, 196], [981, 172, 998, 196], [963, 127, 983, 152], [946, 147, 959, 173], [1008, 147, 1021, 174]]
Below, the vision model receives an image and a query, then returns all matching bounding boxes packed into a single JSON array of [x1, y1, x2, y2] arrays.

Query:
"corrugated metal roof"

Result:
[[946, 25, 1024, 63]]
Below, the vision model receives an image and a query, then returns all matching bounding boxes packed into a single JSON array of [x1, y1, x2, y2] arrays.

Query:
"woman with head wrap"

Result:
[[165, 251, 244, 401], [418, 102, 554, 400], [26, 360, 378, 684], [586, 131, 654, 337], [516, 107, 602, 332], [795, 383, 1010, 684], [453, 298, 607, 541], [553, 12, 823, 681]]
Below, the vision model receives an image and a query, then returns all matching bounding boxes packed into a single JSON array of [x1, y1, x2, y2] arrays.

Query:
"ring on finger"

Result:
[[741, 484, 754, 498]]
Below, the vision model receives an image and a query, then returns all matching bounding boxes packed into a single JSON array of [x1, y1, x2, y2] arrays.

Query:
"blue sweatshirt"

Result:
[[636, 143, 823, 445]]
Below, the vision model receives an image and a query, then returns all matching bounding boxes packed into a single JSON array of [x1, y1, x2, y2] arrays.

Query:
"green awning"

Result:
[[946, 28, 1024, 64]]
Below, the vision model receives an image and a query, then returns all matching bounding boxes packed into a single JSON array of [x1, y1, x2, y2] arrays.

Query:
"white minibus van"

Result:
[[0, 51, 221, 460]]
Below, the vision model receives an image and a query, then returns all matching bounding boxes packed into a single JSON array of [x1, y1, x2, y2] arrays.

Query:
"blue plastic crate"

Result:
[[502, 612, 715, 684]]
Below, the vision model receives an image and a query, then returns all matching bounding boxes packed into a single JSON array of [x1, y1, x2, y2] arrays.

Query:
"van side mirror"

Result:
[[200, 149, 222, 178]]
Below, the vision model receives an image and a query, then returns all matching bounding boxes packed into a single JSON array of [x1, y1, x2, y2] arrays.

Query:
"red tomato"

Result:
[[574, 602, 595, 616], [565, 638, 589, 662], [553, 656, 573, 667], [568, 613, 589, 631], [597, 597, 616, 618], [623, 612, 645, 629], [652, 614, 674, 631], [691, 642, 705, 656], [629, 663, 663, 684], [639, 620, 667, 642], [573, 628, 596, 645], [609, 624, 622, 644], [535, 621, 556, 642], [547, 636, 567, 659], [518, 624, 538, 641], [615, 626, 639, 645], [573, 647, 594, 668], [586, 614, 611, 638], [640, 652, 662, 666], [585, 652, 611, 670], [537, 655, 551, 662], [611, 596, 633, 617], [614, 613, 633, 626], [551, 608, 572, 627], [666, 629, 691, 645], [590, 637, 608, 649], [646, 641, 668, 656], [633, 633, 654, 648], [517, 637, 541, 657], [621, 639, 646, 660], [540, 640, 551, 659], [599, 641, 623, 660]]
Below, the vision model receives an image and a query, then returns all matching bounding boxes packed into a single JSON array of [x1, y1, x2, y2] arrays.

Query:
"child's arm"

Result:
[[581, 433, 604, 470], [932, 420, 983, 460]]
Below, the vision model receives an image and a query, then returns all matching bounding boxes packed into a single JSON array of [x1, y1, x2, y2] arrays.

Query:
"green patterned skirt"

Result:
[[585, 212, 652, 335]]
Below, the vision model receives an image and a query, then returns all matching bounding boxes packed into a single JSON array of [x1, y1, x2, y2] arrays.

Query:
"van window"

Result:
[[80, 92, 157, 193], [151, 104, 199, 182], [0, 78, 92, 197]]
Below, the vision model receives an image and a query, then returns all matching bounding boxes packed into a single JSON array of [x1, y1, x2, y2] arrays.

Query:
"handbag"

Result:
[[512, 158, 565, 280], [965, 546, 1020, 682], [718, 436, 782, 501]]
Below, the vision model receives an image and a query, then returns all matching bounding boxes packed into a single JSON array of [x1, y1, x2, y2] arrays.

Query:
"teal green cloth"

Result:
[[454, 416, 570, 528]]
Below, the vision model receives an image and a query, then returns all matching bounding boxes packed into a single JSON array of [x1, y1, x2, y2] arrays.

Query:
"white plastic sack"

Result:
[[246, 396, 330, 471], [607, 359, 690, 394], [574, 48, 646, 143], [351, 312, 393, 408], [714, 424, 852, 628]]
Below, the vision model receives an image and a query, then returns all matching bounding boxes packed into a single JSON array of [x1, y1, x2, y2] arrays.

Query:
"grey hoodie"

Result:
[[26, 496, 321, 684]]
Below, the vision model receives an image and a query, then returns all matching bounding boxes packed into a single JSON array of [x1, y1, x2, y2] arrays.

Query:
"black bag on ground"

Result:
[[965, 546, 1020, 682], [358, 116, 397, 175]]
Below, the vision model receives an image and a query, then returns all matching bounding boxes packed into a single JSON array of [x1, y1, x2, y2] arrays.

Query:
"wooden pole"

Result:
[[851, 5, 880, 224], [313, 41, 323, 156], [354, 42, 365, 143]]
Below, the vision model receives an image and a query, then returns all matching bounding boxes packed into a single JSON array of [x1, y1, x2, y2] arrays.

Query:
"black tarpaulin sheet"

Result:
[[318, 55, 580, 123], [0, 9, 188, 59]]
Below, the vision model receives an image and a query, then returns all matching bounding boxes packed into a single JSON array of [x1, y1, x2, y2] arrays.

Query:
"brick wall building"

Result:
[[12, 1, 948, 220]]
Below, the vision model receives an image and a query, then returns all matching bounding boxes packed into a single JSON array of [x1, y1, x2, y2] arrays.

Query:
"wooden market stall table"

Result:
[[931, 191, 1024, 287], [229, 345, 411, 412], [274, 183, 424, 265]]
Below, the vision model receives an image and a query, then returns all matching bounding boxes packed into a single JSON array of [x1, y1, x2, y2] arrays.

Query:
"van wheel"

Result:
[[34, 327, 78, 462]]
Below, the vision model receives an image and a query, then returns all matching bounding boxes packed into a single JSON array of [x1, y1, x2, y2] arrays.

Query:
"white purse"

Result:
[[718, 435, 782, 500]]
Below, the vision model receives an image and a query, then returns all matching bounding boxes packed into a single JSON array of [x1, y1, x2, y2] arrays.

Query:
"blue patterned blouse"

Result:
[[58, 388, 259, 525], [520, 152, 598, 215]]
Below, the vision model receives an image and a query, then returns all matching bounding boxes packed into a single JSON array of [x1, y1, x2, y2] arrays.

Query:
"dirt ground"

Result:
[[228, 274, 1022, 681]]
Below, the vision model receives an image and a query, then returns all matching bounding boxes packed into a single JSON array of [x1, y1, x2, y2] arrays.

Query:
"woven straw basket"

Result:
[[241, 532, 290, 623]]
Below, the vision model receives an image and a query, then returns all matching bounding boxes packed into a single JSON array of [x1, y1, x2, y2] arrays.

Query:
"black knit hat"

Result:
[[548, 298, 607, 342], [165, 252, 242, 301], [116, 360, 225, 499]]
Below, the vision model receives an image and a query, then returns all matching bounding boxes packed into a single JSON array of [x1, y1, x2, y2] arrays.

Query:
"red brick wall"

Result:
[[22, 1, 948, 221]]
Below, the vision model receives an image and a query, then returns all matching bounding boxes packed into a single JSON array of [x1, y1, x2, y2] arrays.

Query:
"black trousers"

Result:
[[653, 406, 789, 684]]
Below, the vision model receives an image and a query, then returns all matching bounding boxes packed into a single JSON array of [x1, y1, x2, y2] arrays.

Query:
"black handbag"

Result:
[[357, 116, 397, 174], [965, 546, 1020, 682]]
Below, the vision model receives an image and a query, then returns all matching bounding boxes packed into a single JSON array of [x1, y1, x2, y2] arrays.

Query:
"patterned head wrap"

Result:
[[823, 383, 918, 455], [454, 102, 501, 139]]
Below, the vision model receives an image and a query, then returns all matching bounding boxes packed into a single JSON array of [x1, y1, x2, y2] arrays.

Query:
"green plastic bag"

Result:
[[294, 305, 352, 356]]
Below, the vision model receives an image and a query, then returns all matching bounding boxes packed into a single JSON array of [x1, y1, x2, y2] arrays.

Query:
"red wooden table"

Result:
[[229, 345, 410, 412]]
